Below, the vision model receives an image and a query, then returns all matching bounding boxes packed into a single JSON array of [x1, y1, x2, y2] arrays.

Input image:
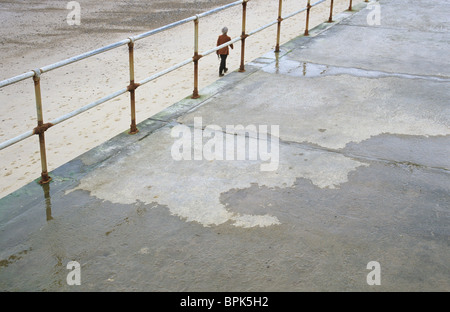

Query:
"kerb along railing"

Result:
[[0, 0, 364, 185]]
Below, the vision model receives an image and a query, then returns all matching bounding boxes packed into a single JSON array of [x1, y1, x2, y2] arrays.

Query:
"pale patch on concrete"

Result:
[[68, 126, 366, 228], [178, 71, 450, 150], [231, 214, 281, 228], [139, 247, 150, 255]]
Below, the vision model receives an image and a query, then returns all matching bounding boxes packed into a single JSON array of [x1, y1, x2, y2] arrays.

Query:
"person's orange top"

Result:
[[217, 34, 233, 55]]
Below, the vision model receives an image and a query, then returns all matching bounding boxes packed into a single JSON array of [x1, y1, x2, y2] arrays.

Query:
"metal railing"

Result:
[[0, 0, 365, 185]]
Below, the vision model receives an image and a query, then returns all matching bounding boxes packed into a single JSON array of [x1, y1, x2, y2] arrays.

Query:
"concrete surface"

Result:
[[1, 0, 449, 291]]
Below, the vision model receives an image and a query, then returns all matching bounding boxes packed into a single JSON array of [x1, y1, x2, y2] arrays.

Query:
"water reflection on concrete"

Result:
[[42, 183, 53, 222], [260, 56, 450, 82]]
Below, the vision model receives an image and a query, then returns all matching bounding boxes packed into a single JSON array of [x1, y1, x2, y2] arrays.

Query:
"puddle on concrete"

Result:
[[1, 132, 449, 291], [259, 56, 450, 82]]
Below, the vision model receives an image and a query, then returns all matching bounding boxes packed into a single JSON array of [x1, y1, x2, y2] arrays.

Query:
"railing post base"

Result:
[[129, 125, 139, 135], [328, 0, 334, 23], [192, 91, 200, 99], [39, 172, 52, 185], [276, 0, 283, 53]]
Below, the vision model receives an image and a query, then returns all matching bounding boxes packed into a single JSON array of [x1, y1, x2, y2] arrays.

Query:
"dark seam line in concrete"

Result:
[[267, 58, 450, 81], [278, 138, 450, 175], [172, 121, 271, 140], [137, 133, 153, 142], [336, 22, 450, 35], [168, 121, 449, 174], [147, 117, 171, 123]]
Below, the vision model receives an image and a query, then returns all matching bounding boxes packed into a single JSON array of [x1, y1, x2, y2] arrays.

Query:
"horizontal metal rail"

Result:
[[0, 130, 34, 151], [138, 58, 193, 87], [50, 88, 129, 127], [0, 71, 36, 89], [0, 0, 359, 184]]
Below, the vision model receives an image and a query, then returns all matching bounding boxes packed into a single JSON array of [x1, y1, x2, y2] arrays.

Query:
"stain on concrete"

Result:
[[68, 125, 367, 228]]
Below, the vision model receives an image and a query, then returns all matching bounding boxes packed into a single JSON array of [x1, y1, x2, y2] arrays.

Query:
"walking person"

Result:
[[216, 27, 233, 77]]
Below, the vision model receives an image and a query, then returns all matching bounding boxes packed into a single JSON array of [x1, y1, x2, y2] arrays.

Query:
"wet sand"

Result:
[[0, 0, 362, 198]]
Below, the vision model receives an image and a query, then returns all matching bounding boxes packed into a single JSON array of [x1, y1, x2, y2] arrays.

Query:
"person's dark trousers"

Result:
[[219, 54, 228, 75]]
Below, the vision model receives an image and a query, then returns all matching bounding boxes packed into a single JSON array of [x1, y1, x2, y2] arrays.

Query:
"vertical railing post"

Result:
[[328, 0, 334, 22], [239, 0, 248, 72], [275, 0, 283, 52], [192, 16, 201, 99], [32, 70, 51, 185], [128, 38, 139, 134], [304, 0, 311, 36], [348, 0, 353, 11]]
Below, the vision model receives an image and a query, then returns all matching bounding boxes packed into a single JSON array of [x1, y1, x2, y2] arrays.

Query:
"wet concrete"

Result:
[[1, 0, 449, 291], [286, 0, 450, 77]]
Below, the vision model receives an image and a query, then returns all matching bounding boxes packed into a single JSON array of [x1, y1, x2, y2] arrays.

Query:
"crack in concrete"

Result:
[[338, 22, 450, 35], [278, 137, 450, 174], [174, 120, 450, 174]]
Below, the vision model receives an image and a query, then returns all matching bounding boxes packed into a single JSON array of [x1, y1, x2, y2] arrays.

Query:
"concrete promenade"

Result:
[[1, 0, 449, 291]]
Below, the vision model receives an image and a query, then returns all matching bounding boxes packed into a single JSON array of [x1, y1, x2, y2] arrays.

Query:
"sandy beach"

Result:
[[0, 0, 363, 198]]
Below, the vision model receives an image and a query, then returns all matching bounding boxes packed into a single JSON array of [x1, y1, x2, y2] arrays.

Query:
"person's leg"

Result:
[[223, 54, 228, 73], [224, 54, 228, 73], [219, 54, 227, 76], [219, 55, 225, 75]]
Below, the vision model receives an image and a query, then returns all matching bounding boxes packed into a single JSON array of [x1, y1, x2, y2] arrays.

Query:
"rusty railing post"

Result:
[[192, 16, 201, 99], [275, 0, 283, 52], [32, 70, 52, 185], [328, 0, 334, 22], [239, 0, 248, 72], [304, 0, 311, 36], [127, 38, 139, 134], [348, 0, 353, 11]]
